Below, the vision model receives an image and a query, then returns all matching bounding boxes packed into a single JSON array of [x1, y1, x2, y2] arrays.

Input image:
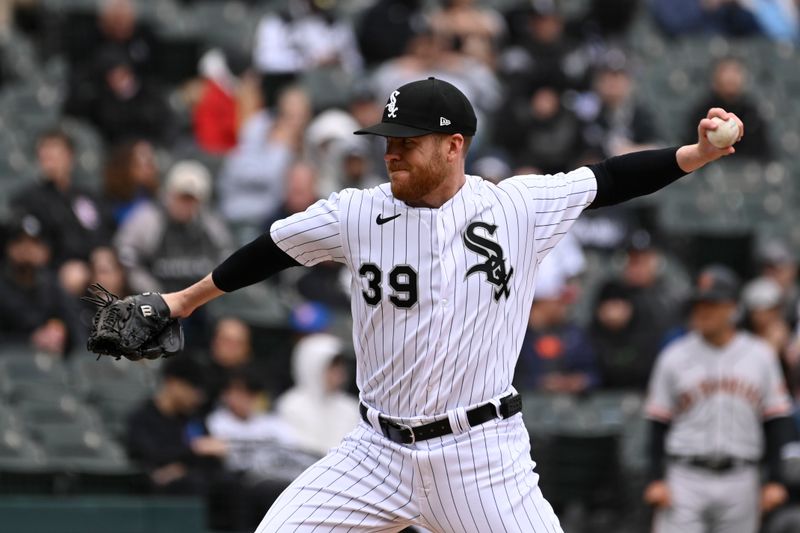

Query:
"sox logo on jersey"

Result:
[[463, 221, 514, 301]]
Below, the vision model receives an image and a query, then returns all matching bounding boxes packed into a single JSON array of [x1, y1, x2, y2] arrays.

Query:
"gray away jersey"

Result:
[[645, 331, 792, 460], [271, 171, 597, 418]]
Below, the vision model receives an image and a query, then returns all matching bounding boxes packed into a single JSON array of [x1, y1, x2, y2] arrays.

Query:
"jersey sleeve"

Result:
[[269, 192, 346, 266], [506, 167, 597, 262], [644, 349, 677, 423], [762, 348, 792, 419]]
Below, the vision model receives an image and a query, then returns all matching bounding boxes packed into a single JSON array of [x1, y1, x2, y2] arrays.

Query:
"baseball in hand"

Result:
[[706, 117, 740, 148]]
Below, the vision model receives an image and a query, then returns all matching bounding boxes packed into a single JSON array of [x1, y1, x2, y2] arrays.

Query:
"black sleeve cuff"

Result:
[[764, 416, 795, 483], [587, 147, 687, 210], [648, 419, 670, 482], [212, 233, 301, 292]]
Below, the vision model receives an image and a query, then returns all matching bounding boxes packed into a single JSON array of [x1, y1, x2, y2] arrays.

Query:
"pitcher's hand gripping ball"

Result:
[[706, 116, 741, 148]]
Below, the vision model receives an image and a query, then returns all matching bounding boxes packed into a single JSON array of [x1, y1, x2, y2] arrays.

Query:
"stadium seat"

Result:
[[0, 353, 70, 403], [17, 396, 104, 439], [37, 425, 128, 471], [0, 402, 21, 431], [69, 354, 157, 401], [0, 428, 51, 494], [93, 393, 149, 440]]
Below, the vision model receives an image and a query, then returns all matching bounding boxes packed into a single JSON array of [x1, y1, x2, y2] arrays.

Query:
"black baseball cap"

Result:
[[2, 213, 51, 248], [691, 264, 740, 304], [354, 77, 477, 138], [162, 356, 207, 389]]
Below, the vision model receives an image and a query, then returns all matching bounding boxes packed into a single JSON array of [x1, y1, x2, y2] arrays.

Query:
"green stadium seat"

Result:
[[0, 353, 70, 402], [0, 402, 21, 431], [69, 354, 157, 401], [17, 397, 103, 439], [93, 393, 149, 440], [0, 428, 50, 492], [37, 425, 128, 472]]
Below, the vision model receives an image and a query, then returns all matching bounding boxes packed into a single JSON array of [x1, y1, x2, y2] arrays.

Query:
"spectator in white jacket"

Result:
[[275, 334, 360, 456]]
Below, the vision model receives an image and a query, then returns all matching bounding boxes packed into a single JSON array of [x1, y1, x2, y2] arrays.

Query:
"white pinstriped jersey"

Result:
[[271, 170, 597, 418]]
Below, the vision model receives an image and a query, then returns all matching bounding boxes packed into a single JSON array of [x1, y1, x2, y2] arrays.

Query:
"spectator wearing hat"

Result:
[[275, 334, 359, 456], [744, 277, 791, 348], [126, 356, 247, 530], [115, 159, 234, 295], [14, 129, 116, 269], [742, 277, 797, 389], [0, 214, 83, 355]]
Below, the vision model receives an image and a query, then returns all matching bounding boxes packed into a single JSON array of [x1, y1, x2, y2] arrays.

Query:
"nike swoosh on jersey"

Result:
[[376, 213, 401, 225]]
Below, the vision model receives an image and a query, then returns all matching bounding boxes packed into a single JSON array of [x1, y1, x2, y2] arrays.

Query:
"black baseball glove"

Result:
[[82, 283, 184, 361]]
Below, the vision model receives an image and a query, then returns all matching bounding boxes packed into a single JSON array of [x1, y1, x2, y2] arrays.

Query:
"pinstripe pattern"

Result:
[[270, 169, 596, 419], [256, 416, 562, 532], [264, 169, 596, 531]]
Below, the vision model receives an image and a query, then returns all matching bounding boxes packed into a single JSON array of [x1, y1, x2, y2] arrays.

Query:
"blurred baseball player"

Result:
[[128, 78, 743, 531], [644, 265, 794, 533]]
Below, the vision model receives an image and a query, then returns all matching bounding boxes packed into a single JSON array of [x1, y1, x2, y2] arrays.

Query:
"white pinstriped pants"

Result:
[[255, 412, 563, 532]]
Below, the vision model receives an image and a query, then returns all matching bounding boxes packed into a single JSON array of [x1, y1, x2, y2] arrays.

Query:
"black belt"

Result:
[[669, 455, 758, 473], [360, 394, 522, 445]]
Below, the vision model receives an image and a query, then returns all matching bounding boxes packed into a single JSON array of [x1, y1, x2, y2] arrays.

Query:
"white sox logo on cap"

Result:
[[355, 77, 477, 137], [386, 90, 399, 118]]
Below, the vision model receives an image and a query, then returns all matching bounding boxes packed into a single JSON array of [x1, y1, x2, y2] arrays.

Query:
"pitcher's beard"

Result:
[[389, 152, 448, 204]]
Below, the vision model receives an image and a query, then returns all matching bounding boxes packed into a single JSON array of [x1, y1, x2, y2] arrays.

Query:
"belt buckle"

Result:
[[382, 418, 416, 445], [397, 422, 416, 445]]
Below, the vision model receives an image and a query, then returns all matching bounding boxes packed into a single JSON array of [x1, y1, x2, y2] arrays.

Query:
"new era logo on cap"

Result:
[[354, 77, 477, 138]]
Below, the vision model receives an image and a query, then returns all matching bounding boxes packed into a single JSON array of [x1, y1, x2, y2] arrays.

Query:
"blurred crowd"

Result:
[[1, 0, 800, 531]]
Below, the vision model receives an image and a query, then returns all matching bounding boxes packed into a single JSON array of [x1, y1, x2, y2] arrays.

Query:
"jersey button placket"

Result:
[[435, 211, 448, 354]]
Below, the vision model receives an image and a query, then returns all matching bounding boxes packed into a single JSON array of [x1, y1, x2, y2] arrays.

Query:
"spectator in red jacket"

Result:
[[193, 49, 239, 154]]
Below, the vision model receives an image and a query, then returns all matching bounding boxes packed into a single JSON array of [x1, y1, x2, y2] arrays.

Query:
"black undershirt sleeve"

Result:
[[648, 419, 670, 482], [586, 147, 687, 210], [211, 233, 301, 293], [764, 416, 795, 483]]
